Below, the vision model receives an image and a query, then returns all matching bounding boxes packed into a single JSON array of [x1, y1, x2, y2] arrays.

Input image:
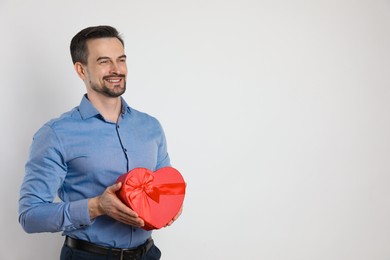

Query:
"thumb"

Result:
[[107, 182, 122, 192]]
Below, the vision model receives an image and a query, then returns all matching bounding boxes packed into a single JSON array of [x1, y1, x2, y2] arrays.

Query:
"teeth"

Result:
[[106, 78, 121, 83]]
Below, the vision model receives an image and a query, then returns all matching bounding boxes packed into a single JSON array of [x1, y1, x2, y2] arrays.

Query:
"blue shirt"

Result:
[[19, 95, 170, 248]]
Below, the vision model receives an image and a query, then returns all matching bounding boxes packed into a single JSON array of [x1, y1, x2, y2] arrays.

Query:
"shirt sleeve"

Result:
[[155, 120, 171, 170], [18, 124, 92, 233]]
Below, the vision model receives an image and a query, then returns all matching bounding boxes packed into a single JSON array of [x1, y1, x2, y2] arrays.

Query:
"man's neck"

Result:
[[87, 92, 122, 123]]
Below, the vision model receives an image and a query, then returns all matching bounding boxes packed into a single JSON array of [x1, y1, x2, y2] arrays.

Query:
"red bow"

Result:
[[124, 170, 186, 220]]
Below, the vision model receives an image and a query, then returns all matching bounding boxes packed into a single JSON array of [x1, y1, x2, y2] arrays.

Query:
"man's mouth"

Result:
[[103, 75, 126, 84], [106, 78, 121, 83]]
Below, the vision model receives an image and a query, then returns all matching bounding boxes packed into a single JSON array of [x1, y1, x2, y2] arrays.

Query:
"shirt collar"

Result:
[[78, 94, 131, 120]]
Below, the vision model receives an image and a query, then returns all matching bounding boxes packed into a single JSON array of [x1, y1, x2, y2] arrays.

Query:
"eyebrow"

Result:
[[96, 55, 127, 62]]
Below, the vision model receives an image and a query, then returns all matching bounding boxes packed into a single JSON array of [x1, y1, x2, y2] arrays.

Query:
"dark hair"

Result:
[[70, 25, 124, 64]]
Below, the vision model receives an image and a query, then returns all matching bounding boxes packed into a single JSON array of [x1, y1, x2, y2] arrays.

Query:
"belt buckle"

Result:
[[120, 248, 125, 260], [120, 248, 137, 260]]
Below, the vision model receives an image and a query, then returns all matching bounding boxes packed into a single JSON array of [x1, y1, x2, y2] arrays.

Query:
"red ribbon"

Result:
[[124, 170, 185, 221]]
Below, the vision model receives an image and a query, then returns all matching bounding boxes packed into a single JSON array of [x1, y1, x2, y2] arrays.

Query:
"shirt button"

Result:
[[124, 149, 127, 152]]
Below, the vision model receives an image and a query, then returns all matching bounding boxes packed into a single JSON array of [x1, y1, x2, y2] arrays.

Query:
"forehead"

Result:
[[86, 37, 125, 60]]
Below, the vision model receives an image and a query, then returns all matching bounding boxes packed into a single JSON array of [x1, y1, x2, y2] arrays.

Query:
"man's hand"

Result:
[[88, 182, 144, 227], [166, 205, 183, 227]]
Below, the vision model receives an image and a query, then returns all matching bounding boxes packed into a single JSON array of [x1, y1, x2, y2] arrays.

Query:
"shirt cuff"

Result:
[[69, 199, 92, 228]]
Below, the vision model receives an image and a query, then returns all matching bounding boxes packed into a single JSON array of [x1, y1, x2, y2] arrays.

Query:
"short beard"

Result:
[[90, 79, 126, 98]]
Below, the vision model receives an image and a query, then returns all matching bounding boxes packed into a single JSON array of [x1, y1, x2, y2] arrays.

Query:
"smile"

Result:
[[105, 78, 122, 83]]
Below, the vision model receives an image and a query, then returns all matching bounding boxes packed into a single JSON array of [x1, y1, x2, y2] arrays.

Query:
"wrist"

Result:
[[88, 196, 103, 220]]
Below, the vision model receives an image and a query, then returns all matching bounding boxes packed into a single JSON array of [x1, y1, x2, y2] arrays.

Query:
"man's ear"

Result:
[[74, 62, 87, 80]]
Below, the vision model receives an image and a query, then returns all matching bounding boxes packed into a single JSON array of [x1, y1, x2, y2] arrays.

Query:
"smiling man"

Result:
[[18, 25, 180, 260]]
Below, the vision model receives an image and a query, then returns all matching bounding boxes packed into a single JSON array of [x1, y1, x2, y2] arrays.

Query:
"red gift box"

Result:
[[116, 167, 186, 230]]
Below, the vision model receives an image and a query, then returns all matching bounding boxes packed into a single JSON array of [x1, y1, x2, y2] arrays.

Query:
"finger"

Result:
[[107, 182, 122, 193], [132, 218, 144, 227], [165, 206, 183, 227], [173, 206, 183, 221], [115, 205, 144, 224], [117, 203, 139, 218], [118, 214, 144, 227]]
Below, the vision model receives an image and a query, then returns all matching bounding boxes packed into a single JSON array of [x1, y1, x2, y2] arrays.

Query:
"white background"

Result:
[[1, 0, 390, 259]]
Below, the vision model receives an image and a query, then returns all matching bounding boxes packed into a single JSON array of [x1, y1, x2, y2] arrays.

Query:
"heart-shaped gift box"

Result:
[[116, 167, 186, 230]]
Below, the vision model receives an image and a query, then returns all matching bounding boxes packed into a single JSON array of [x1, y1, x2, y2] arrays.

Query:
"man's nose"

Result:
[[109, 62, 121, 74]]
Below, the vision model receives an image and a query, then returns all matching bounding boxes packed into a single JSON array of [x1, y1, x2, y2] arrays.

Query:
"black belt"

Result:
[[65, 236, 154, 260]]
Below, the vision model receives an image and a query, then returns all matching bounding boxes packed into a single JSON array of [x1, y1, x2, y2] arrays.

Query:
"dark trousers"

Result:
[[60, 242, 161, 260]]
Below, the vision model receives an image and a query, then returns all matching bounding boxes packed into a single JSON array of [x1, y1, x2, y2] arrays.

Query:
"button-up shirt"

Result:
[[19, 95, 170, 248]]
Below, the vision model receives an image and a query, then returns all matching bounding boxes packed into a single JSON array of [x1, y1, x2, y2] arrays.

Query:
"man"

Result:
[[19, 25, 181, 260]]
